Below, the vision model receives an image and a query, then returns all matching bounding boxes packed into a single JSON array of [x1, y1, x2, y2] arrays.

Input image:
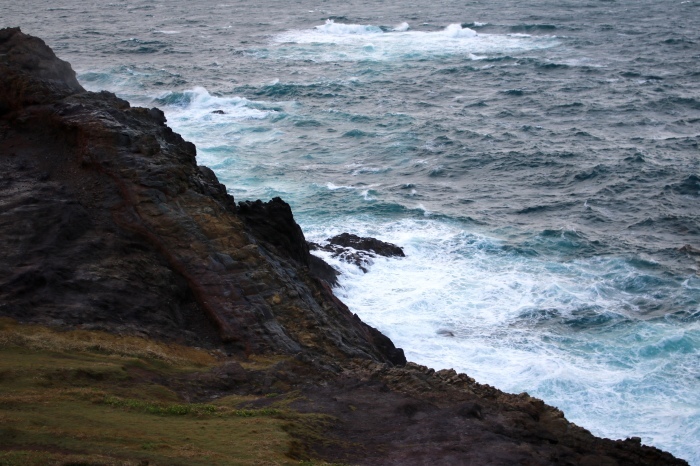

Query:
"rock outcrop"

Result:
[[0, 26, 404, 365], [310, 232, 405, 273], [0, 27, 688, 465]]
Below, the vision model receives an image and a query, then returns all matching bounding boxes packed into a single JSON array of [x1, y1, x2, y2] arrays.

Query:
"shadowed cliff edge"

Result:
[[0, 27, 688, 465]]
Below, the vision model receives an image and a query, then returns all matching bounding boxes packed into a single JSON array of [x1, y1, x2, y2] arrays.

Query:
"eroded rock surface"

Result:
[[0, 27, 404, 365]]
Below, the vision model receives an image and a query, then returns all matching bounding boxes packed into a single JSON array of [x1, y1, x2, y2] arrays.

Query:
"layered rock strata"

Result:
[[0, 27, 404, 365]]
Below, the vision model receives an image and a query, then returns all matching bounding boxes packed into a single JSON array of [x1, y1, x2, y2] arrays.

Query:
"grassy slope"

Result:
[[0, 318, 335, 466]]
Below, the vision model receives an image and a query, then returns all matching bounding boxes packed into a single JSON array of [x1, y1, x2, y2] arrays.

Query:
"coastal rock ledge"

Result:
[[0, 27, 687, 465]]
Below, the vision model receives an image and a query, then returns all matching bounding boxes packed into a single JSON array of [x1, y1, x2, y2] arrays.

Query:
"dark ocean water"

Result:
[[3, 0, 699, 462]]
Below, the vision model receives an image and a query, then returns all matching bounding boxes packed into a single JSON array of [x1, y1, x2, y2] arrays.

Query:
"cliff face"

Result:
[[0, 26, 404, 365], [0, 27, 688, 465]]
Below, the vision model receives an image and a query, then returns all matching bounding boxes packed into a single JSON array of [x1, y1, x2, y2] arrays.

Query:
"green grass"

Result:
[[0, 318, 318, 465]]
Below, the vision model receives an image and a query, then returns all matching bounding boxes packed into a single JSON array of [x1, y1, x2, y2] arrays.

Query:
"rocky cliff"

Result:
[[0, 26, 404, 366], [0, 27, 687, 465]]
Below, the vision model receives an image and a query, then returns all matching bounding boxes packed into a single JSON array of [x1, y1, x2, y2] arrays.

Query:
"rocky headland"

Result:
[[0, 27, 688, 465]]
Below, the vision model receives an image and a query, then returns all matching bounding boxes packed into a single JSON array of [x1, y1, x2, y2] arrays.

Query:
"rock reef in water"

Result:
[[310, 232, 405, 273], [0, 27, 688, 465]]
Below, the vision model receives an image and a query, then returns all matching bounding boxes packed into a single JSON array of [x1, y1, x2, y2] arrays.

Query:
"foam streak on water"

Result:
[[3, 0, 700, 462]]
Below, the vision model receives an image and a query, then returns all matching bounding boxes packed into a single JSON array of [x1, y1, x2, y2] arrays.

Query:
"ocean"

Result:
[[3, 0, 699, 462]]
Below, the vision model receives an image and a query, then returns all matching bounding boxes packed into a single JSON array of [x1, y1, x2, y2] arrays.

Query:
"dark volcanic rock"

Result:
[[0, 27, 83, 114], [328, 232, 405, 257], [310, 232, 405, 273], [237, 197, 311, 266], [0, 27, 689, 466], [287, 360, 688, 466], [308, 254, 340, 287], [0, 27, 404, 365]]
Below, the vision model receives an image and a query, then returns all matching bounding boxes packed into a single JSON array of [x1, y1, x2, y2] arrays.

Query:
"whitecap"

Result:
[[326, 182, 355, 190], [443, 23, 478, 38], [272, 21, 557, 62], [314, 19, 382, 35], [392, 22, 410, 32], [154, 87, 270, 120]]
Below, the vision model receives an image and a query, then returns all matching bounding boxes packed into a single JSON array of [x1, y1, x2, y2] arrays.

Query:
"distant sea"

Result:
[[3, 0, 699, 462]]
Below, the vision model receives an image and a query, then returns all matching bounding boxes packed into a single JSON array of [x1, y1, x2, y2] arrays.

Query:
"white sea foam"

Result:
[[361, 189, 374, 201], [303, 217, 700, 462], [443, 23, 477, 38], [325, 182, 355, 190], [155, 87, 270, 122], [314, 19, 382, 35], [272, 21, 558, 62], [150, 87, 290, 191], [392, 22, 410, 32]]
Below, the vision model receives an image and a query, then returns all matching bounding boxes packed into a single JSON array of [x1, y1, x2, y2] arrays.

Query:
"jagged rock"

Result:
[[0, 27, 404, 365], [329, 233, 405, 257], [308, 254, 340, 287], [0, 27, 83, 113], [237, 198, 310, 266], [310, 232, 405, 273]]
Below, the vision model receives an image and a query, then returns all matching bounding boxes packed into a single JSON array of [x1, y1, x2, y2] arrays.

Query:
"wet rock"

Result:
[[328, 233, 405, 257], [310, 233, 405, 273], [308, 254, 340, 287]]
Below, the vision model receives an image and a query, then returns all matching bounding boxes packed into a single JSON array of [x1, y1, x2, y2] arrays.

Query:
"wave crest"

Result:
[[315, 19, 382, 35]]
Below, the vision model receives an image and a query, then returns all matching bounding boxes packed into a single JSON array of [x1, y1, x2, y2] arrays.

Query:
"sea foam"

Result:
[[443, 23, 478, 38], [314, 19, 383, 35], [271, 21, 557, 62], [304, 216, 700, 463]]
